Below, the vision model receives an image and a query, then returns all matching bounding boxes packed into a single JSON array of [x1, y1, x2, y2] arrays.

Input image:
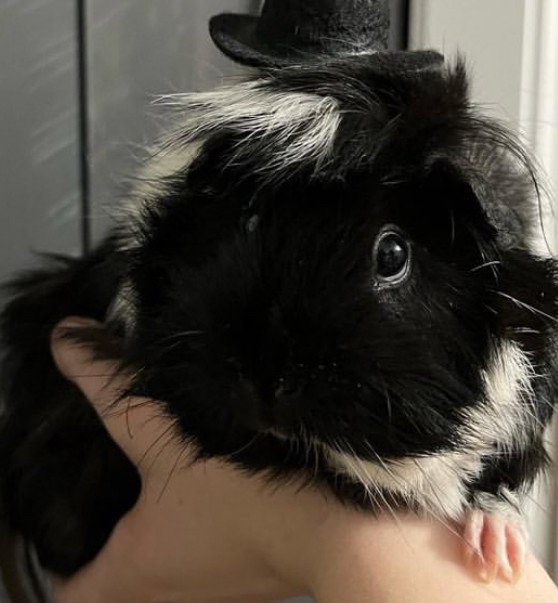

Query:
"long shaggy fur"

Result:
[[1, 56, 557, 576]]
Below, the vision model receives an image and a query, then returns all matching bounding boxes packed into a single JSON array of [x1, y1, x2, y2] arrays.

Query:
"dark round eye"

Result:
[[374, 230, 410, 283]]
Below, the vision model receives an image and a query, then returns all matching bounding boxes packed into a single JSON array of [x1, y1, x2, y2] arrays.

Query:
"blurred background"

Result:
[[0, 1, 557, 601]]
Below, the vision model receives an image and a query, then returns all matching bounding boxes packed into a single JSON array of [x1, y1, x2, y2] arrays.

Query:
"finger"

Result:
[[51, 317, 183, 471]]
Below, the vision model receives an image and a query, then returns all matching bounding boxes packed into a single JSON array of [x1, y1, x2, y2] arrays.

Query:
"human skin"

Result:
[[50, 318, 558, 603]]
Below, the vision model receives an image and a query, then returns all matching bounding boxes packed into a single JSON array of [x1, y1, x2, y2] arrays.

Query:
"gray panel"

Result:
[[87, 0, 256, 242], [0, 0, 81, 284]]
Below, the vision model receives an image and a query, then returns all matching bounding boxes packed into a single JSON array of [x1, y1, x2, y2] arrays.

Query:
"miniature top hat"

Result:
[[210, 0, 442, 69]]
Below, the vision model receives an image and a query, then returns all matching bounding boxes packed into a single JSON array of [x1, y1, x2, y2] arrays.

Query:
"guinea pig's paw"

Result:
[[462, 505, 527, 584]]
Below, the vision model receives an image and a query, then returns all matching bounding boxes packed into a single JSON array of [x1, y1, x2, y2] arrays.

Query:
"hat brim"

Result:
[[210, 14, 293, 68], [209, 13, 445, 72]]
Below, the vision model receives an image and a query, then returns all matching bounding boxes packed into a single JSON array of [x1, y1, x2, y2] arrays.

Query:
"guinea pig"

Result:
[[1, 53, 557, 581]]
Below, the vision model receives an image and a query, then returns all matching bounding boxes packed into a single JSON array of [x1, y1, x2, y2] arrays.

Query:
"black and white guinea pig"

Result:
[[1, 52, 557, 577]]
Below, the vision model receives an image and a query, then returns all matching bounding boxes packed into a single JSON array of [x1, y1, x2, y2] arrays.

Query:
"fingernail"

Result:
[[54, 317, 102, 332], [501, 560, 514, 583], [508, 525, 527, 583], [485, 563, 498, 584], [51, 318, 103, 376]]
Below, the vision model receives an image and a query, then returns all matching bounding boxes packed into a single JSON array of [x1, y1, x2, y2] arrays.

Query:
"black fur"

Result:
[[0, 245, 140, 574], [1, 57, 557, 575]]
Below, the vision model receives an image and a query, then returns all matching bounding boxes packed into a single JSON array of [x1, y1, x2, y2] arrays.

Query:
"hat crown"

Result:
[[210, 0, 444, 70], [256, 0, 390, 53]]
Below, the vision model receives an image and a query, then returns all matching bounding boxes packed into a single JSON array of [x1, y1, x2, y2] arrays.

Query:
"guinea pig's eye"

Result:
[[373, 229, 411, 285]]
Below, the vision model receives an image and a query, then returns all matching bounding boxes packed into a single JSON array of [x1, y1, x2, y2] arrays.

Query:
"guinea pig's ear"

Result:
[[422, 160, 492, 222], [424, 149, 542, 255], [416, 159, 499, 251]]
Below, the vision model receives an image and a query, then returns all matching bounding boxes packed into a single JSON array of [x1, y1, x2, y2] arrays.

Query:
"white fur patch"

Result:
[[109, 140, 192, 327], [106, 278, 138, 335], [326, 448, 481, 519], [324, 340, 536, 520], [130, 140, 203, 203], [472, 487, 521, 517], [159, 80, 341, 175], [114, 140, 204, 255], [463, 339, 536, 455]]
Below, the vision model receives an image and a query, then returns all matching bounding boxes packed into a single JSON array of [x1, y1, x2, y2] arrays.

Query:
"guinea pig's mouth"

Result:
[[241, 365, 366, 434], [262, 378, 309, 430], [235, 372, 311, 432]]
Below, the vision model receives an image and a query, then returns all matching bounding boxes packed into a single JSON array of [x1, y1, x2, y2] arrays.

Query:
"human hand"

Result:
[[50, 318, 301, 603], [50, 317, 199, 602]]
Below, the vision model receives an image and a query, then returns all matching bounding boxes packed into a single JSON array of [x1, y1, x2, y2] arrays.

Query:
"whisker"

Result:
[[494, 291, 558, 324], [229, 432, 262, 458], [137, 422, 178, 468], [157, 443, 189, 502], [470, 260, 501, 273]]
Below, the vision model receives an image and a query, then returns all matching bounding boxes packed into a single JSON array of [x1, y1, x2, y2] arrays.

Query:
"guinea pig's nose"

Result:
[[274, 377, 303, 405]]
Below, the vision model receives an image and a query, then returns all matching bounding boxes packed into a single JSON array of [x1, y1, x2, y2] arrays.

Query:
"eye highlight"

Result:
[[373, 229, 411, 285]]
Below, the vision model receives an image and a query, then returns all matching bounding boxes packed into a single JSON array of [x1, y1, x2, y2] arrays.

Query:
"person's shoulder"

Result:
[[312, 513, 558, 603]]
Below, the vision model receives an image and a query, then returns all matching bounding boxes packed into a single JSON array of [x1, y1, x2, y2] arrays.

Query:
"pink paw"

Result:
[[462, 509, 527, 583]]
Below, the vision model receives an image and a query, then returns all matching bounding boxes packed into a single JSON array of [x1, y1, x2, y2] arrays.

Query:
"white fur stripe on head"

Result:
[[158, 81, 341, 175]]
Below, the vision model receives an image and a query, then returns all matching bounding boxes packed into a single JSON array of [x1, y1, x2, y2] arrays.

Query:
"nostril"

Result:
[[274, 378, 303, 404]]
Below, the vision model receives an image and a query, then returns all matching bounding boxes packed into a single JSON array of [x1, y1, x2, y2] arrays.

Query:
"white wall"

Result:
[[410, 0, 526, 122], [409, 0, 558, 574]]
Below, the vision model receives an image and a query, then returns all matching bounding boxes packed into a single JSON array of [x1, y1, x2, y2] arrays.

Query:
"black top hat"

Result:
[[210, 0, 442, 69]]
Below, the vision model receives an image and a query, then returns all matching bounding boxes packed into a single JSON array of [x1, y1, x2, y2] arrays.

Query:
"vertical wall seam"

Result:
[[76, 0, 91, 255], [401, 0, 410, 50]]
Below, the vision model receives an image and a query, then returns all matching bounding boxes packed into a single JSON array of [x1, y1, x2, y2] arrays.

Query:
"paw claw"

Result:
[[462, 508, 527, 584], [463, 509, 484, 566], [506, 524, 527, 583]]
